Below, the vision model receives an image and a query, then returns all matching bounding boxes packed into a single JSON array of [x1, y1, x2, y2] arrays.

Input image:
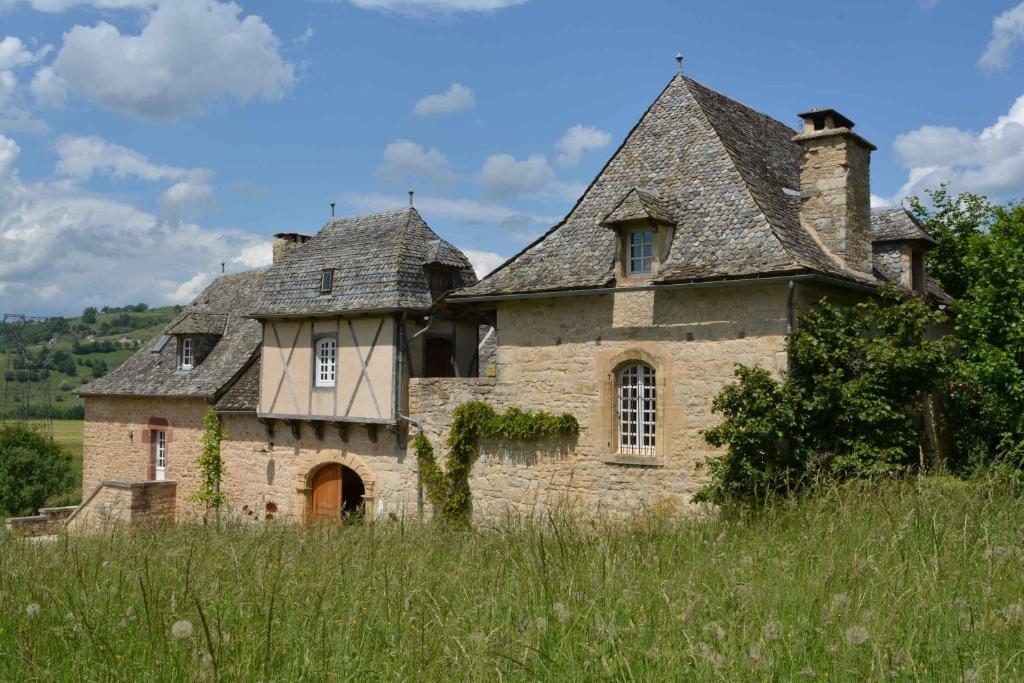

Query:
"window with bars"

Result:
[[618, 363, 656, 455], [315, 337, 337, 388], [180, 338, 194, 371], [628, 230, 654, 275]]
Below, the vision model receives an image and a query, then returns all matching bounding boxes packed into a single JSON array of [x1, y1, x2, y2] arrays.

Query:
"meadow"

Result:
[[1, 473, 1022, 681]]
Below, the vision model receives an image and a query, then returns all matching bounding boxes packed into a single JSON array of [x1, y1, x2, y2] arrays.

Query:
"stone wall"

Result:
[[83, 396, 208, 516], [5, 506, 77, 537], [408, 284, 794, 517], [66, 480, 177, 532]]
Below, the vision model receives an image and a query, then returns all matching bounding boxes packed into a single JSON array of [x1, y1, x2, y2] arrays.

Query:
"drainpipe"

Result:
[[400, 313, 434, 518], [786, 280, 794, 370]]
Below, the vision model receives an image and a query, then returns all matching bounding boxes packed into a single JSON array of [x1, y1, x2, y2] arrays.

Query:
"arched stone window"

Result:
[[618, 363, 656, 455]]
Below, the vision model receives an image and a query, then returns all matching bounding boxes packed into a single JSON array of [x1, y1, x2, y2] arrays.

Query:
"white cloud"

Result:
[[21, 0, 157, 10], [478, 152, 555, 200], [55, 134, 218, 216], [0, 132, 270, 315], [0, 37, 44, 71], [414, 83, 474, 116], [462, 248, 505, 277], [49, 0, 295, 122], [293, 27, 314, 48], [376, 139, 455, 188], [555, 124, 612, 167], [0, 67, 48, 133], [159, 169, 216, 217], [336, 0, 527, 15], [55, 134, 185, 181], [887, 93, 1024, 202], [980, 2, 1024, 71], [28, 66, 66, 107]]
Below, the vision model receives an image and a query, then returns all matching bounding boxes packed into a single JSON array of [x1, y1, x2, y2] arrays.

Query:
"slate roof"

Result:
[[79, 270, 264, 399], [453, 75, 897, 300], [871, 208, 938, 246], [167, 312, 229, 335], [253, 208, 477, 317], [214, 353, 260, 411]]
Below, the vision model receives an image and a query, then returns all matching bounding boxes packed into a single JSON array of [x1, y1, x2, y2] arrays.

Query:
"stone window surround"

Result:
[[594, 346, 668, 467], [140, 417, 173, 481], [613, 220, 674, 284]]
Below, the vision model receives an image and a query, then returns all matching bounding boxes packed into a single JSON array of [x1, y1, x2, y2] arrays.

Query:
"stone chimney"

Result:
[[793, 109, 877, 274], [272, 232, 311, 264]]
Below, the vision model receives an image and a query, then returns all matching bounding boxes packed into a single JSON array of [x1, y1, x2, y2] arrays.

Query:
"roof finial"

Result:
[[675, 51, 684, 74], [408, 188, 415, 207], [330, 201, 335, 217]]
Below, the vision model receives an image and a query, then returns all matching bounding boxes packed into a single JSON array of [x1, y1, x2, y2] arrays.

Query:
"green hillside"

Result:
[[0, 304, 179, 419]]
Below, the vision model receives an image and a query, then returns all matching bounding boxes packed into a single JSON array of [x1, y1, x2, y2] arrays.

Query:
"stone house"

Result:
[[74, 73, 948, 525]]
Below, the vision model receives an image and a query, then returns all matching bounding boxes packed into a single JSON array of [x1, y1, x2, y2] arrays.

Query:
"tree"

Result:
[[0, 423, 73, 517], [906, 186, 994, 300], [82, 307, 98, 325], [698, 289, 953, 504]]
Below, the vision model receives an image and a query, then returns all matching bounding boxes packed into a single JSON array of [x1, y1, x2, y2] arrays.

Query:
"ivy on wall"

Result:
[[413, 401, 579, 524], [190, 408, 227, 516]]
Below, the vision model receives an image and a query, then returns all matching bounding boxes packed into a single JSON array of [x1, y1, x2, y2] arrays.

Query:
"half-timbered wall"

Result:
[[258, 315, 396, 422]]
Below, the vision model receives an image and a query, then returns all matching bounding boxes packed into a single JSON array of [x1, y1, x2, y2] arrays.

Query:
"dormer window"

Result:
[[320, 269, 334, 294], [628, 230, 654, 275], [180, 338, 194, 371]]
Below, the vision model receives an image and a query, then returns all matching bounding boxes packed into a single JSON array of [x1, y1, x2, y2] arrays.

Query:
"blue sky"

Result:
[[0, 0, 1022, 315]]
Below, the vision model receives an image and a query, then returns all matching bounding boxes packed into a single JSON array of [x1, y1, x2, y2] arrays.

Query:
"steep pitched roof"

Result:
[[454, 74, 877, 299], [214, 353, 260, 412], [871, 208, 938, 246], [167, 312, 229, 335], [79, 270, 264, 399], [252, 208, 476, 317]]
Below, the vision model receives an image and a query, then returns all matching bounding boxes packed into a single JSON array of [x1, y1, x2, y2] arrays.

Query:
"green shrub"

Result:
[[0, 423, 73, 517], [698, 289, 953, 504]]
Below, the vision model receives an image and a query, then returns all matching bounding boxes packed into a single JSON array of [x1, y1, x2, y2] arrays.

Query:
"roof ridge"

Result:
[[466, 74, 685, 290], [681, 76, 833, 274]]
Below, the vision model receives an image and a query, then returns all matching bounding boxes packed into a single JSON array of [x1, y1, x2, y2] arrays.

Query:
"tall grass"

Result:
[[2, 473, 1023, 681]]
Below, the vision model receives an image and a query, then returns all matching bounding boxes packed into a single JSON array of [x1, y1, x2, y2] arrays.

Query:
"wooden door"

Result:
[[311, 464, 343, 520]]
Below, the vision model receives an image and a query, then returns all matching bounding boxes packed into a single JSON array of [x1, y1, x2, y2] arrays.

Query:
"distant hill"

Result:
[[0, 304, 180, 419]]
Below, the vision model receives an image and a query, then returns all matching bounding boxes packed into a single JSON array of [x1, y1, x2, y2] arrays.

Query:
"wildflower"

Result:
[[747, 642, 764, 669], [704, 621, 726, 641], [551, 602, 571, 624], [171, 619, 194, 639], [125, 606, 135, 620], [831, 594, 849, 609], [845, 625, 869, 646], [798, 668, 816, 678], [962, 668, 981, 683], [763, 619, 781, 641], [694, 642, 724, 669], [102, 560, 110, 569], [534, 616, 548, 632], [825, 643, 839, 654], [26, 603, 40, 617], [64, 611, 75, 622], [1003, 603, 1024, 625]]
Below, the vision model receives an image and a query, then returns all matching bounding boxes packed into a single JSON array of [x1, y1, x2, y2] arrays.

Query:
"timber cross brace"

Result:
[[265, 318, 389, 421]]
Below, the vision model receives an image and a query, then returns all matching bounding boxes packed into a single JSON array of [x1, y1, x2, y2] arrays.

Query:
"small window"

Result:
[[153, 430, 166, 481], [618, 363, 656, 455], [911, 252, 925, 294], [315, 337, 337, 388], [320, 269, 334, 294], [180, 338, 194, 371], [628, 230, 654, 275]]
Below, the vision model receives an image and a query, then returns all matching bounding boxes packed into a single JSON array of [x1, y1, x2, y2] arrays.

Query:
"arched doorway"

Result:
[[310, 463, 366, 521]]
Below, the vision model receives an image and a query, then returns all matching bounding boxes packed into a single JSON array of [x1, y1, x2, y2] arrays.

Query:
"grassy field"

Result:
[[2, 474, 1023, 680]]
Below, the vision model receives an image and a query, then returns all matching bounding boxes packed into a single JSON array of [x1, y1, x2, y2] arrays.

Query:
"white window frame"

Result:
[[180, 338, 194, 371], [618, 363, 656, 455], [628, 229, 654, 275], [315, 337, 337, 388], [153, 430, 167, 481]]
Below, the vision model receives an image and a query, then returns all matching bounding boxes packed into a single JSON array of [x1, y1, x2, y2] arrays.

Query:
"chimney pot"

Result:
[[272, 232, 311, 265]]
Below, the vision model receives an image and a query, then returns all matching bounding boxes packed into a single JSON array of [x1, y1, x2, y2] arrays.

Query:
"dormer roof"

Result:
[[600, 187, 674, 228], [166, 312, 228, 336], [871, 208, 939, 248]]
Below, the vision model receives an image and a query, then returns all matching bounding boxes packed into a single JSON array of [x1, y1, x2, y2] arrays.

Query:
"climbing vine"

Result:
[[413, 401, 579, 524], [190, 407, 227, 515]]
